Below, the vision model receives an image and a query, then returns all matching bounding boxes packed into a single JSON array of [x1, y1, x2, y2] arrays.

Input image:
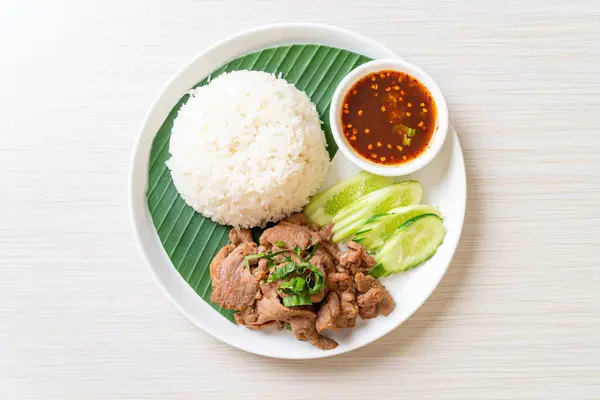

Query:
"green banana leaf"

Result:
[[146, 44, 371, 322]]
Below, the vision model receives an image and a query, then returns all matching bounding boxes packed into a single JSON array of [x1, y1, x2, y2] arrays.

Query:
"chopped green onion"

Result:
[[279, 277, 308, 296], [243, 254, 263, 268], [262, 243, 326, 301], [308, 276, 325, 294], [305, 274, 312, 286], [279, 277, 296, 291], [305, 243, 320, 262], [298, 262, 325, 294], [295, 264, 307, 274], [394, 124, 416, 138], [275, 240, 286, 248], [403, 135, 412, 147], [268, 249, 291, 258], [283, 295, 312, 307], [266, 261, 297, 282], [243, 249, 290, 268], [294, 277, 305, 292]]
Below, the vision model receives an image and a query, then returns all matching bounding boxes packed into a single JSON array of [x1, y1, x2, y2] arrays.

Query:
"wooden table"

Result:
[[1, 1, 599, 398]]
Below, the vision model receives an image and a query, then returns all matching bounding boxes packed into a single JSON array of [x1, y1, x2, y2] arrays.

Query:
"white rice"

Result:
[[166, 70, 330, 228]]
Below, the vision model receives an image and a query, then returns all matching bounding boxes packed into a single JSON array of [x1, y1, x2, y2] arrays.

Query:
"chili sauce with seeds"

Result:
[[341, 70, 437, 165]]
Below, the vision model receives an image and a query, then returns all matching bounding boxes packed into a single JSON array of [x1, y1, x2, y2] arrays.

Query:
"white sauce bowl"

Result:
[[329, 58, 449, 176]]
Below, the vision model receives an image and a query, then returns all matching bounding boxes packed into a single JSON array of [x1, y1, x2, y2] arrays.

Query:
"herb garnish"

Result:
[[243, 249, 289, 268], [244, 242, 324, 306]]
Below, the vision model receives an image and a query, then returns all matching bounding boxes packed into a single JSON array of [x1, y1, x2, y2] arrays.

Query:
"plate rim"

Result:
[[129, 22, 467, 359]]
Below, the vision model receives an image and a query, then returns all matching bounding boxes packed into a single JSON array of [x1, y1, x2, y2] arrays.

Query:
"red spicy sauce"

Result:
[[341, 70, 437, 165]]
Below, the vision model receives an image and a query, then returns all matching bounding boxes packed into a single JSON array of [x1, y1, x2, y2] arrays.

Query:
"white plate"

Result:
[[129, 23, 466, 359]]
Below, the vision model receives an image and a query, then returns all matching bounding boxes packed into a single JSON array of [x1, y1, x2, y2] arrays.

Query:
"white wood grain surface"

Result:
[[1, 1, 599, 398]]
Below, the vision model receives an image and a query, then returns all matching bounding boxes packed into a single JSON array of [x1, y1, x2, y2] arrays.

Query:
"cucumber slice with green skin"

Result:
[[354, 205, 442, 253], [372, 213, 445, 277], [331, 180, 423, 242], [304, 172, 394, 226]]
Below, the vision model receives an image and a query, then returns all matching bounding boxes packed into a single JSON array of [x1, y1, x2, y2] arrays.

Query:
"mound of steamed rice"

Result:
[[166, 70, 330, 228]]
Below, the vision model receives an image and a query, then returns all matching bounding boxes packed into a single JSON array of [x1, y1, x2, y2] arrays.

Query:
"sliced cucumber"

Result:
[[304, 172, 393, 226], [354, 205, 442, 253], [331, 180, 423, 242], [372, 214, 445, 277]]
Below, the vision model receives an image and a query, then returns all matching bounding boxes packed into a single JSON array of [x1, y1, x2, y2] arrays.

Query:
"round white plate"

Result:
[[130, 23, 466, 359]]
